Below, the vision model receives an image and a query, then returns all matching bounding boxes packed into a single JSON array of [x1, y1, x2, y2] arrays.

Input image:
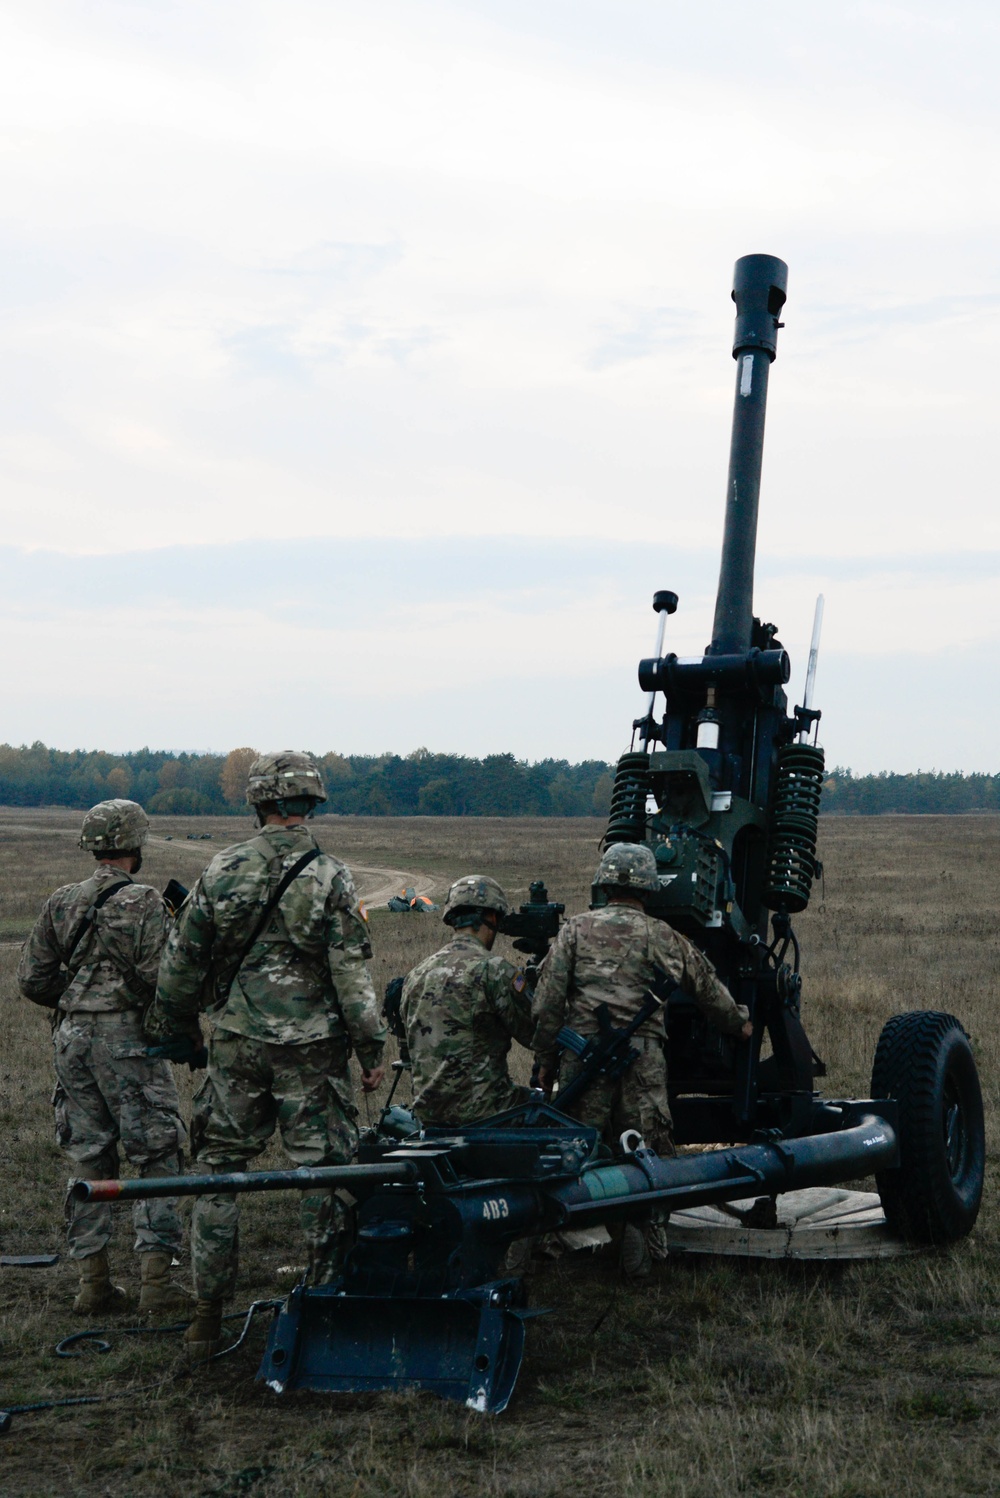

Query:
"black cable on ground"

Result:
[[54, 1304, 272, 1358], [0, 1298, 282, 1434], [211, 1297, 282, 1362], [590, 1263, 623, 1335]]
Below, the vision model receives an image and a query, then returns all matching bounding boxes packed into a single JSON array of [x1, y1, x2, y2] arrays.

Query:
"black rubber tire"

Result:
[[871, 1011, 985, 1245]]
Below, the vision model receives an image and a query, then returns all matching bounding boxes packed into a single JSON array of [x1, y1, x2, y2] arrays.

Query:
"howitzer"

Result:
[[74, 257, 985, 1416], [598, 254, 983, 1228]]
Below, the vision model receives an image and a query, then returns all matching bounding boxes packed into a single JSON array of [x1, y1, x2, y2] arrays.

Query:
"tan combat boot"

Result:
[[645, 1217, 672, 1264], [138, 1251, 196, 1318], [621, 1223, 652, 1280], [183, 1298, 224, 1361], [502, 1235, 536, 1277], [73, 1248, 128, 1314]]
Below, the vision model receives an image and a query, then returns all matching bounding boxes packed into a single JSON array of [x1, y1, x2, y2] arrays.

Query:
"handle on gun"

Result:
[[550, 977, 672, 1113], [555, 1026, 591, 1058], [554, 1043, 642, 1113]]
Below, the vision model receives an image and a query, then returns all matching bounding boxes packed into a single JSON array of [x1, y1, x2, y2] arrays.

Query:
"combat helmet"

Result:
[[443, 875, 510, 929], [246, 751, 327, 814], [594, 842, 660, 895], [79, 799, 150, 854]]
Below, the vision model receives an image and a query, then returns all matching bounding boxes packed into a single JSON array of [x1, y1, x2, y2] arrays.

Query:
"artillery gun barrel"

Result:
[[73, 1114, 897, 1228], [71, 1161, 417, 1203], [710, 253, 788, 655]]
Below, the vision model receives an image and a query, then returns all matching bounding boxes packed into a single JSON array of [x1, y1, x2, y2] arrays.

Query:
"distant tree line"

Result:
[[0, 744, 996, 818], [0, 743, 616, 818], [823, 769, 1000, 815]]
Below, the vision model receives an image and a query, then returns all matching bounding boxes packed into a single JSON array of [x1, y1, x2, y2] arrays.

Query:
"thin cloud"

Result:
[[0, 2, 998, 769]]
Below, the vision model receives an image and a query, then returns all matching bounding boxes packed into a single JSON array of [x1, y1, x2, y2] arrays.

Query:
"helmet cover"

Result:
[[246, 750, 327, 806], [443, 874, 510, 925], [79, 799, 150, 853], [594, 841, 660, 894]]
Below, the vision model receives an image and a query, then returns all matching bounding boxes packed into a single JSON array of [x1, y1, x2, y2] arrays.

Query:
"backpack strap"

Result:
[[62, 880, 131, 969], [220, 845, 322, 1001]]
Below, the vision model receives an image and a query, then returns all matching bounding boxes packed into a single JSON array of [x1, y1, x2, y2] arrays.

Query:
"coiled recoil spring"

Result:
[[604, 752, 652, 847], [763, 743, 825, 914]]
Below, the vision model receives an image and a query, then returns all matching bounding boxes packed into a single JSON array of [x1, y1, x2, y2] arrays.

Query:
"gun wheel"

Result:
[[871, 1011, 984, 1245]]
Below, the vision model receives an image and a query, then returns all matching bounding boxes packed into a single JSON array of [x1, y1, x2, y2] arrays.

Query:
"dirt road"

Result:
[[0, 821, 438, 914], [141, 834, 437, 908]]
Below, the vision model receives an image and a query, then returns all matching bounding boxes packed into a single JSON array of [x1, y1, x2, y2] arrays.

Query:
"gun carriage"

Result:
[[76, 255, 985, 1413]]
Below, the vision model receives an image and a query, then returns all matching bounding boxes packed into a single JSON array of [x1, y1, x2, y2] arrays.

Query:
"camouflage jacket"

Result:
[[401, 934, 533, 1125], [17, 864, 168, 1015], [146, 824, 386, 1064], [532, 903, 748, 1067]]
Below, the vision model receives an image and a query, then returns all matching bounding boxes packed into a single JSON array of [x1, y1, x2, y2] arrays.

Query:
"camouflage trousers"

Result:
[[52, 1011, 186, 1261], [189, 1029, 359, 1300], [561, 1035, 675, 1261]]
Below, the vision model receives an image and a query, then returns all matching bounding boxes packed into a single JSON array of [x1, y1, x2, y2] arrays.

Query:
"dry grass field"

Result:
[[0, 809, 998, 1496]]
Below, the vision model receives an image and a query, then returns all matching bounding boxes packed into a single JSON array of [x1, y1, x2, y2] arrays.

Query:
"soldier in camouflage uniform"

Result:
[[17, 799, 191, 1317], [532, 842, 751, 1274], [145, 751, 386, 1358], [401, 876, 533, 1126]]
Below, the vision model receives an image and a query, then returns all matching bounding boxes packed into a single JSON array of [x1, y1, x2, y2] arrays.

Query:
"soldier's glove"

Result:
[[22, 990, 62, 1011], [146, 1033, 208, 1071]]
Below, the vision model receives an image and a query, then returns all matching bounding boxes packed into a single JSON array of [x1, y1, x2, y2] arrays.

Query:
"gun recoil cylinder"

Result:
[[604, 752, 652, 847], [637, 647, 790, 698], [763, 742, 825, 913]]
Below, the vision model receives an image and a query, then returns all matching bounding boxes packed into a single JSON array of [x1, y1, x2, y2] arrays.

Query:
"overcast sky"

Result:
[[2, 1, 998, 772]]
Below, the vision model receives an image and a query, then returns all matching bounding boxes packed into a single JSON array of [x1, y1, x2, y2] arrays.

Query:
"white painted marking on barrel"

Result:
[[740, 353, 753, 396]]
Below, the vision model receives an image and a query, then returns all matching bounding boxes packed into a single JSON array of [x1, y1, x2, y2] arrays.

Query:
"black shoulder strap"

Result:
[[63, 880, 131, 967], [220, 846, 322, 1001]]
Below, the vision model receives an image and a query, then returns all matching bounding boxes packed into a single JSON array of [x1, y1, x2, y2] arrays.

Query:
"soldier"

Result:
[[144, 751, 386, 1359], [532, 842, 751, 1275], [401, 876, 533, 1126], [17, 799, 191, 1316]]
